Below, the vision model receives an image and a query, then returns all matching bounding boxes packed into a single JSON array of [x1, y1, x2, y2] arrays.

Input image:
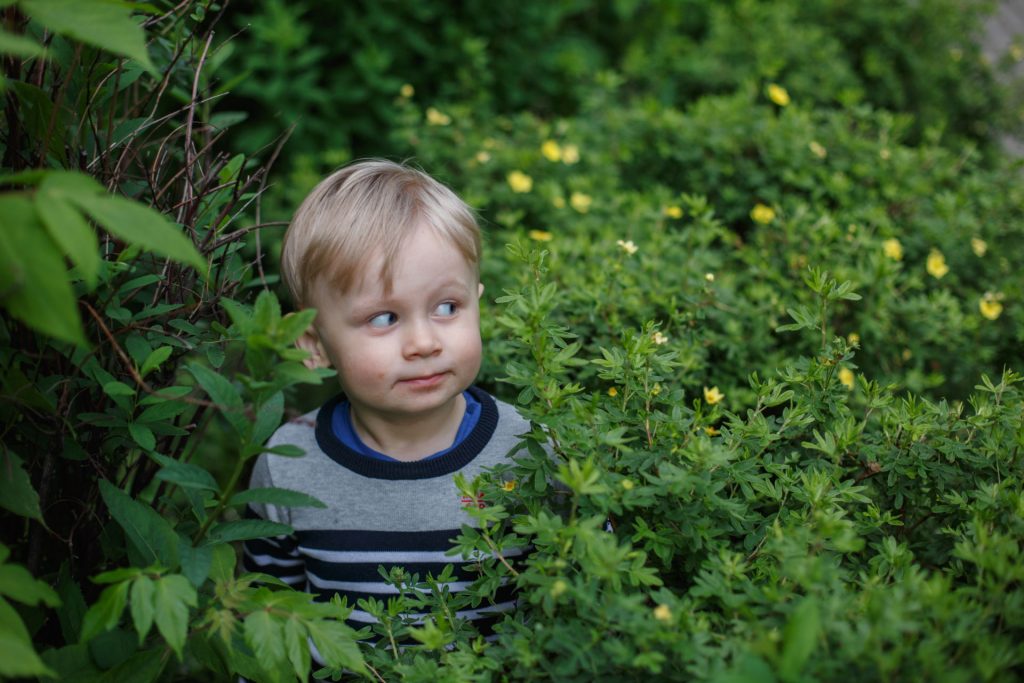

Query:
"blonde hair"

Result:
[[281, 159, 481, 307]]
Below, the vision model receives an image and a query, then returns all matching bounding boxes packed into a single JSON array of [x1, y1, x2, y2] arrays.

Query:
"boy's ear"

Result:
[[478, 282, 485, 299], [296, 327, 331, 370]]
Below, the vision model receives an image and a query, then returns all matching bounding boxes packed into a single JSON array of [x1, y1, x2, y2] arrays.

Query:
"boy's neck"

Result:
[[347, 393, 467, 462]]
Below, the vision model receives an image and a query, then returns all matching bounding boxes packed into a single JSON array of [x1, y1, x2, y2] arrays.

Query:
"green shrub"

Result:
[[2, 1, 1022, 681]]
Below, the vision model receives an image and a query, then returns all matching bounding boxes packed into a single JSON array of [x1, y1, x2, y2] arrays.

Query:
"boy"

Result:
[[241, 160, 528, 638]]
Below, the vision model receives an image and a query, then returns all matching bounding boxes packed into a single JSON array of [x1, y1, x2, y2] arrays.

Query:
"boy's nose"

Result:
[[402, 319, 442, 358]]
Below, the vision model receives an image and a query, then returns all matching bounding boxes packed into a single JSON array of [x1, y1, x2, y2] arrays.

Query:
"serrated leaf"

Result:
[[244, 610, 286, 672], [129, 576, 155, 643], [152, 575, 196, 659], [0, 451, 43, 522], [80, 580, 129, 642], [186, 364, 247, 435], [228, 487, 326, 509], [251, 391, 284, 446], [70, 192, 204, 271], [204, 519, 293, 544], [177, 539, 213, 588], [284, 618, 310, 681], [305, 619, 365, 675], [20, 0, 155, 71], [99, 480, 178, 568]]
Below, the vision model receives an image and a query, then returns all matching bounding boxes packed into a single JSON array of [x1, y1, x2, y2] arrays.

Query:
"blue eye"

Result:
[[434, 302, 457, 316], [368, 312, 397, 328]]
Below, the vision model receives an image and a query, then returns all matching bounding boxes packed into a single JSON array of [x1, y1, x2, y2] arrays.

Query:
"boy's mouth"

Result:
[[398, 372, 448, 387]]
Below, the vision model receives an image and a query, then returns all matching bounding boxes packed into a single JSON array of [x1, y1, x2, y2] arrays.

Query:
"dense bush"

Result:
[[1, 1, 1022, 682]]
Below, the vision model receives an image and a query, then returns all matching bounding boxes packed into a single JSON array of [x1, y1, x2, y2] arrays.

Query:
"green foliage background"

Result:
[[1, 0, 1022, 681]]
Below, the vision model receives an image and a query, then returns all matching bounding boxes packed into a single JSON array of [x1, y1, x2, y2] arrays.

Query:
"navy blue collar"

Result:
[[314, 386, 498, 480]]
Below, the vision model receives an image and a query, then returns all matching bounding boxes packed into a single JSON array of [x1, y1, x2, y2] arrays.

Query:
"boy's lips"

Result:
[[398, 372, 448, 388]]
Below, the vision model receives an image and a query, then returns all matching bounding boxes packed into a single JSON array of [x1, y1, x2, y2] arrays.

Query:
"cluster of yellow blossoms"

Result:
[[540, 140, 580, 164]]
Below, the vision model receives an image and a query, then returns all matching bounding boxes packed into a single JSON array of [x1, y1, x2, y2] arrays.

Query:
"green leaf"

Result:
[[204, 519, 293, 544], [244, 610, 286, 672], [140, 346, 173, 378], [0, 195, 86, 345], [0, 450, 44, 522], [0, 596, 55, 677], [151, 454, 218, 492], [129, 576, 155, 643], [103, 381, 136, 397], [0, 27, 45, 57], [70, 192, 205, 272], [35, 181, 101, 287], [251, 391, 284, 446], [264, 444, 306, 458], [99, 480, 179, 568], [128, 423, 156, 450], [229, 487, 326, 510], [779, 597, 820, 681], [56, 563, 88, 643], [152, 574, 196, 659], [80, 580, 129, 642], [0, 563, 60, 607], [177, 539, 213, 588], [284, 618, 310, 681], [20, 0, 155, 71], [186, 364, 247, 435], [306, 619, 366, 675]]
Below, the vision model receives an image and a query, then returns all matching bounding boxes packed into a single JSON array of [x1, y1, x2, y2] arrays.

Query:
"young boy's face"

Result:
[[300, 225, 483, 428]]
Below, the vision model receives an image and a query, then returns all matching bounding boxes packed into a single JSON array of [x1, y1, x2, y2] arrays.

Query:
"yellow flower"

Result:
[[926, 249, 949, 278], [621, 478, 634, 490], [882, 238, 903, 261], [541, 140, 562, 162], [616, 239, 638, 255], [570, 192, 592, 213], [653, 604, 673, 622], [664, 205, 683, 219], [608, 387, 618, 397], [651, 383, 662, 396], [880, 148, 891, 160], [838, 367, 855, 390], [507, 171, 533, 193], [971, 237, 988, 257], [1012, 44, 1024, 62], [703, 386, 725, 405], [425, 107, 451, 126], [750, 203, 776, 224], [552, 195, 566, 209], [704, 425, 720, 436], [767, 84, 790, 107], [902, 348, 912, 361], [561, 144, 580, 164], [528, 229, 553, 242], [847, 332, 860, 346], [809, 140, 827, 158], [550, 579, 568, 597], [399, 83, 415, 98], [979, 292, 1004, 320], [501, 479, 517, 492], [705, 272, 715, 282], [652, 331, 668, 345], [475, 150, 491, 164]]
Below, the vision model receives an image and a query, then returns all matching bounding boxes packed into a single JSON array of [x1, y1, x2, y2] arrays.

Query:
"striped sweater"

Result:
[[241, 386, 528, 634]]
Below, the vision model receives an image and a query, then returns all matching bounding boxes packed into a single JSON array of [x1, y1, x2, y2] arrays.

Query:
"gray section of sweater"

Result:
[[247, 395, 531, 534]]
